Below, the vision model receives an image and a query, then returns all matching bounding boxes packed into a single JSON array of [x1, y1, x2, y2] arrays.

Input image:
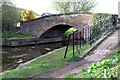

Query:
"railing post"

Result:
[[90, 26, 92, 46], [64, 34, 71, 59], [80, 31, 82, 52], [87, 27, 89, 44], [76, 31, 80, 54], [100, 15, 102, 37], [95, 26, 97, 38], [73, 31, 75, 57], [83, 27, 85, 46]]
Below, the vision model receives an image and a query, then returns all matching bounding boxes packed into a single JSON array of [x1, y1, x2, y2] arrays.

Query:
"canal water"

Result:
[[2, 42, 67, 72]]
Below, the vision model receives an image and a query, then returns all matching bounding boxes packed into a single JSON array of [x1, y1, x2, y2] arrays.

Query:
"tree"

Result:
[[21, 10, 38, 21], [2, 0, 20, 32], [0, 1, 2, 30], [52, 0, 96, 13]]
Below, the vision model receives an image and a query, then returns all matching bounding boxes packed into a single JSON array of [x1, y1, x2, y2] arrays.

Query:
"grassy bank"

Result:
[[1, 33, 36, 38], [1, 44, 90, 78], [65, 47, 120, 78]]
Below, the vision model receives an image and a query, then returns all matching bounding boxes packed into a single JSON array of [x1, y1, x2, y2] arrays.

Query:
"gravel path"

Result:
[[35, 28, 120, 78]]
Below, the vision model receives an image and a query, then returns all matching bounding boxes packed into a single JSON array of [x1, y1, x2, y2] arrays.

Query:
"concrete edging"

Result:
[[2, 37, 39, 47], [2, 37, 63, 47]]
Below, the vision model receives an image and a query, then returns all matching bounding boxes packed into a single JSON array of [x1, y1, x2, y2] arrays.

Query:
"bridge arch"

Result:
[[40, 24, 72, 38]]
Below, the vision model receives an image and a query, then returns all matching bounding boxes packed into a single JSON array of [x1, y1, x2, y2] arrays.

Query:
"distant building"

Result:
[[17, 22, 20, 27], [41, 12, 52, 17], [114, 14, 120, 24]]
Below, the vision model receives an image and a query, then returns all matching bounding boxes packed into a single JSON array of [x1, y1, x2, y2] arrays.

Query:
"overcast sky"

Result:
[[12, 0, 119, 15]]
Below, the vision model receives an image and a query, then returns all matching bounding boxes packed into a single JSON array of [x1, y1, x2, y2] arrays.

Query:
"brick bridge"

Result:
[[20, 12, 93, 43]]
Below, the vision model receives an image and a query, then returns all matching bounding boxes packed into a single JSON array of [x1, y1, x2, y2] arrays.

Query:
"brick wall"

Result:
[[20, 12, 93, 37]]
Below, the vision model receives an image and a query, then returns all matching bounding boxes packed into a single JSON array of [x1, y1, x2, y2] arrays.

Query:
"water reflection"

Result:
[[2, 42, 67, 71]]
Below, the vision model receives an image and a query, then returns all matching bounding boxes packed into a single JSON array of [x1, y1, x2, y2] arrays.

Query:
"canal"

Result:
[[2, 42, 67, 72]]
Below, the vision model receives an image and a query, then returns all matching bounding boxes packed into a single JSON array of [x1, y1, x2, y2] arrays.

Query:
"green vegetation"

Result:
[[64, 28, 77, 37], [21, 10, 38, 21], [65, 47, 120, 78], [1, 33, 36, 38], [2, 0, 20, 32], [52, 0, 96, 13], [91, 13, 117, 40], [1, 44, 90, 78]]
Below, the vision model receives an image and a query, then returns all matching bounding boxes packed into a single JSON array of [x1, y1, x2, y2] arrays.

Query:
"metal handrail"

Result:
[[64, 14, 117, 59]]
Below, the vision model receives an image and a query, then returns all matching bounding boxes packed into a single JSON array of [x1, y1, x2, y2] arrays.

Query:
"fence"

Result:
[[64, 13, 117, 59]]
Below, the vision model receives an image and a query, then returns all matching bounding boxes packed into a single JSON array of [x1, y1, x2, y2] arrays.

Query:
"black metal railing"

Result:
[[64, 13, 117, 59]]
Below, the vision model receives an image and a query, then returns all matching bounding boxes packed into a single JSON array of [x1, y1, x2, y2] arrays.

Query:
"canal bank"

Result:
[[2, 42, 67, 72], [2, 36, 64, 47]]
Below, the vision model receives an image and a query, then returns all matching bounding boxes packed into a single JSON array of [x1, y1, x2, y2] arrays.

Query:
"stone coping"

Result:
[[20, 12, 93, 23]]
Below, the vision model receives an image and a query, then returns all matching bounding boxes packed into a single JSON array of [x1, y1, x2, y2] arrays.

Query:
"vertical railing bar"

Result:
[[83, 27, 84, 46], [76, 31, 78, 51], [94, 26, 97, 41], [94, 27, 96, 41], [96, 24, 98, 38], [94, 27, 95, 41], [64, 34, 71, 59], [90, 26, 92, 46], [79, 30, 81, 53], [73, 30, 79, 54], [73, 31, 75, 57], [77, 30, 80, 54], [88, 27, 89, 44], [84, 27, 86, 43]]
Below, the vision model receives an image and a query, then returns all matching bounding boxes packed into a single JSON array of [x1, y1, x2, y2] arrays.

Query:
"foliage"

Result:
[[91, 13, 117, 42], [21, 10, 38, 21], [64, 28, 77, 37], [52, 0, 96, 13], [1, 33, 36, 38], [111, 15, 117, 26], [92, 13, 117, 31], [65, 48, 120, 78], [0, 2, 2, 30], [2, 0, 20, 32]]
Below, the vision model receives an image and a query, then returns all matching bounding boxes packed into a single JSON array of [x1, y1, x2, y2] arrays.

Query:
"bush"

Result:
[[2, 0, 20, 32]]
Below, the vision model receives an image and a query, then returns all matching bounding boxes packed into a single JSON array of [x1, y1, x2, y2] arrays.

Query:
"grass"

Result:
[[64, 28, 77, 37], [1, 33, 36, 38], [106, 47, 120, 59], [1, 44, 90, 78], [65, 47, 120, 78]]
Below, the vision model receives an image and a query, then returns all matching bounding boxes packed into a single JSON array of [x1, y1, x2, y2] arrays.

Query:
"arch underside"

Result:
[[40, 24, 72, 38]]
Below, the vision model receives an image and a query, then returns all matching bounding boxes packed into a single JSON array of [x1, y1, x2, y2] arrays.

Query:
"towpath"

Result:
[[36, 28, 120, 78]]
